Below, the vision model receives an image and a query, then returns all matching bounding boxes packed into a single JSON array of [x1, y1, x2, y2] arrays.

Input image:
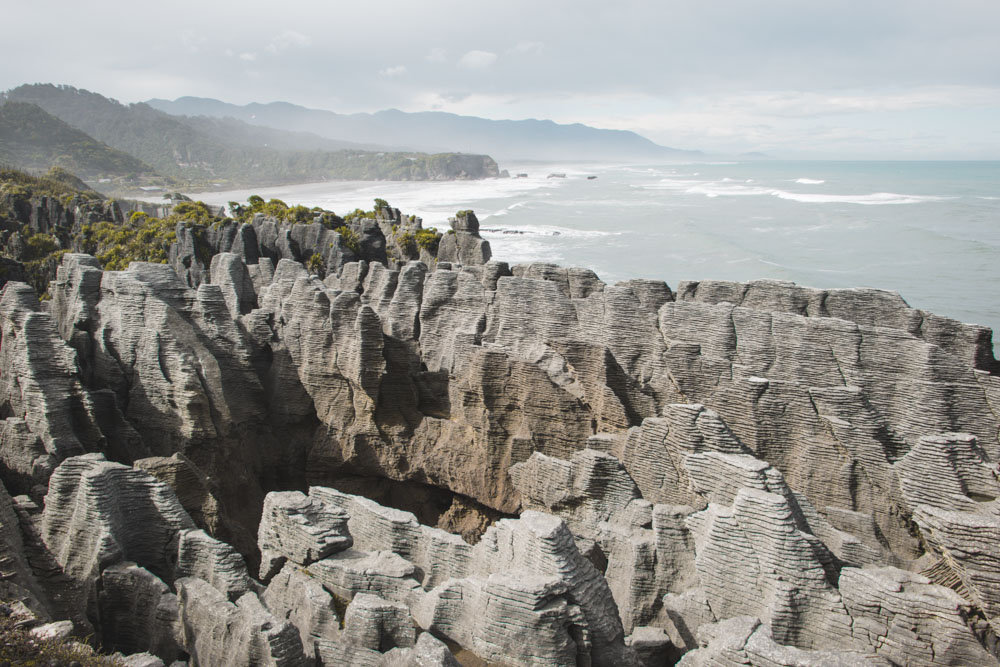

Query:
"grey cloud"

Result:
[[0, 0, 998, 156]]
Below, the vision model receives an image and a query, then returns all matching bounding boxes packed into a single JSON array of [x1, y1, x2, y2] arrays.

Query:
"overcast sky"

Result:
[[3, 0, 1000, 158]]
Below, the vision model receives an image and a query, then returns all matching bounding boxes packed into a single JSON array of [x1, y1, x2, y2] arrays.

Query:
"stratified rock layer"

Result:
[[1, 234, 999, 665]]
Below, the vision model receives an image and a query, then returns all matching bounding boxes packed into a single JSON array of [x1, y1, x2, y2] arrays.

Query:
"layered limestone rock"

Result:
[[98, 562, 182, 661], [436, 212, 490, 266], [309, 487, 472, 589], [381, 631, 461, 667], [895, 433, 1000, 631], [678, 616, 879, 667], [258, 490, 352, 581], [41, 454, 195, 602], [0, 281, 104, 493], [176, 576, 306, 666], [839, 567, 996, 665], [0, 231, 998, 665], [261, 562, 343, 664], [257, 487, 637, 666], [0, 479, 50, 618]]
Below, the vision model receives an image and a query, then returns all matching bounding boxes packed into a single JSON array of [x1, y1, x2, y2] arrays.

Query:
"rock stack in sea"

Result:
[[0, 199, 998, 665]]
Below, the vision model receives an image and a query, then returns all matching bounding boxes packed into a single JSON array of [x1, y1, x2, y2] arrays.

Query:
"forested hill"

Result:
[[148, 96, 703, 161], [0, 101, 157, 179], [2, 84, 500, 186]]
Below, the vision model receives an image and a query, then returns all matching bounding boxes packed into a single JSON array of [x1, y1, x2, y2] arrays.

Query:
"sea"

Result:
[[187, 160, 1000, 350]]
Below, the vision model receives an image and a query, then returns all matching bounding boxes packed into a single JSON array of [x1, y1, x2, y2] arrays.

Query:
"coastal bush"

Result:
[[335, 225, 361, 254], [414, 227, 440, 253], [286, 204, 313, 224], [343, 207, 376, 222], [23, 233, 59, 261], [307, 252, 324, 275], [0, 603, 123, 665], [80, 213, 177, 270], [171, 200, 218, 225], [396, 230, 416, 252]]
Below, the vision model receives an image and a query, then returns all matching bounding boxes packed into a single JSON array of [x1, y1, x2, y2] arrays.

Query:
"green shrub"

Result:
[[335, 226, 361, 254], [414, 227, 440, 253], [307, 253, 325, 275], [0, 603, 124, 665], [81, 214, 177, 271], [24, 233, 59, 261]]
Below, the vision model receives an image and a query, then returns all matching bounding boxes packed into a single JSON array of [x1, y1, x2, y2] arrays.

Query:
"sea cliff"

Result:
[[0, 178, 998, 665]]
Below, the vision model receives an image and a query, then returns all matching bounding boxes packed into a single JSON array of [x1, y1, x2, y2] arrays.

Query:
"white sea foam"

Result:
[[773, 191, 955, 205], [641, 179, 953, 206], [795, 178, 826, 184], [480, 224, 621, 239]]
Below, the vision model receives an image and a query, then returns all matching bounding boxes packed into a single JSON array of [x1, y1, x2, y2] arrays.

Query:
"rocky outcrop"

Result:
[[257, 490, 352, 581], [1, 217, 999, 665], [435, 212, 490, 266], [176, 576, 306, 666]]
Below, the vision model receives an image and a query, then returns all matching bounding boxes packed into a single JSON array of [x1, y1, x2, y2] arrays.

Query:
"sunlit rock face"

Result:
[[1, 222, 999, 665]]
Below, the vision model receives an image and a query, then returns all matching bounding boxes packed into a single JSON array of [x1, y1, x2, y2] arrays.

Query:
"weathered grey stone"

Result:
[[176, 577, 306, 666], [0, 282, 103, 474], [895, 433, 1000, 631], [261, 562, 342, 664], [99, 562, 182, 661], [380, 631, 461, 667], [343, 593, 415, 652], [840, 567, 996, 665], [308, 548, 424, 607], [687, 487, 852, 650], [174, 528, 253, 601], [258, 490, 352, 581], [0, 479, 50, 619], [626, 626, 680, 667], [437, 213, 490, 266], [120, 653, 166, 667], [208, 252, 257, 318], [41, 454, 194, 604], [678, 616, 880, 666], [309, 488, 471, 589]]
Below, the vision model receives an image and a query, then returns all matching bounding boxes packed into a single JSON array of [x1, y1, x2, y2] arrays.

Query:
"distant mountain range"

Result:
[[1, 84, 499, 188], [0, 82, 702, 194], [0, 101, 156, 180], [146, 97, 700, 162]]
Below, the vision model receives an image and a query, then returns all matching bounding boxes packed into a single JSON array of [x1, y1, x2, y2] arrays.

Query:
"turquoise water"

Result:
[[190, 160, 1000, 344]]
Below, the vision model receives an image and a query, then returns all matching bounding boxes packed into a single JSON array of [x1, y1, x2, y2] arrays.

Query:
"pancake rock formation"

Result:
[[0, 203, 998, 665]]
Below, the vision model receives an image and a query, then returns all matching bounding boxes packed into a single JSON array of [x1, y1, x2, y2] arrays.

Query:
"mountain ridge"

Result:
[[3, 84, 500, 188], [0, 101, 158, 180], [146, 95, 701, 161]]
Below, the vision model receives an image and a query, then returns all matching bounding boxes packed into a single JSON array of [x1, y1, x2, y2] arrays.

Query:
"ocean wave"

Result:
[[642, 179, 953, 206], [774, 191, 955, 205], [795, 178, 825, 184], [480, 224, 621, 239]]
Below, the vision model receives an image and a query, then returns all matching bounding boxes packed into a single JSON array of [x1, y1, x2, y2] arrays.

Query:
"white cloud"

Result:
[[379, 65, 407, 77], [425, 47, 448, 63], [458, 50, 498, 70], [407, 91, 519, 115], [266, 29, 311, 55], [239, 52, 257, 62]]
